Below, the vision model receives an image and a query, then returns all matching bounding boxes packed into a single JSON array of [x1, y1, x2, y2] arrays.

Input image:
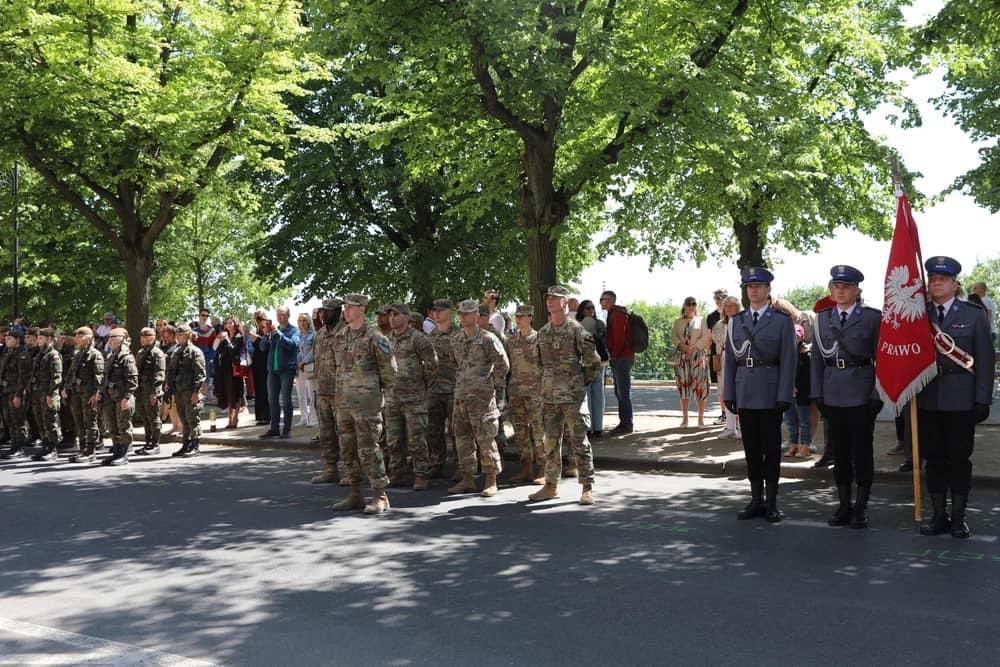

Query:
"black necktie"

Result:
[[840, 311, 847, 326], [938, 305, 945, 322], [752, 311, 759, 327]]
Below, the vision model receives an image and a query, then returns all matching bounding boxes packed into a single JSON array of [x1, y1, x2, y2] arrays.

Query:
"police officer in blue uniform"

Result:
[[723, 267, 798, 522], [810, 265, 882, 528], [918, 256, 994, 538]]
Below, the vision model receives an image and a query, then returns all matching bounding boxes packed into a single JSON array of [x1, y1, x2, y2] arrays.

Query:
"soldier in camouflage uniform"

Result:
[[331, 294, 397, 514], [29, 328, 63, 461], [505, 304, 545, 484], [529, 285, 601, 505], [57, 332, 77, 449], [311, 298, 348, 485], [100, 328, 138, 466], [385, 303, 438, 490], [0, 330, 32, 459], [24, 327, 41, 446], [168, 324, 207, 458], [135, 327, 167, 456], [63, 327, 104, 463], [426, 299, 458, 478], [448, 298, 510, 498]]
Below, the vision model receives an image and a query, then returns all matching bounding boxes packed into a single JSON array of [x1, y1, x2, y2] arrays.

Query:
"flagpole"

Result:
[[892, 156, 922, 524]]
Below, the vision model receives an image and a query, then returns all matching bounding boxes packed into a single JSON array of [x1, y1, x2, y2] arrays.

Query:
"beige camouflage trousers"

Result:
[[542, 402, 595, 485], [509, 393, 544, 465], [385, 402, 430, 477], [337, 407, 388, 489], [452, 398, 501, 475]]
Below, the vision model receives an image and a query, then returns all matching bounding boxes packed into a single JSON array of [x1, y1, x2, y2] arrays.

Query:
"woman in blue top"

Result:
[[296, 313, 317, 427]]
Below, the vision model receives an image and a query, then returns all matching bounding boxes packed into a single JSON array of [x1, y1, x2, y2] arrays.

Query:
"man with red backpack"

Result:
[[601, 290, 635, 435]]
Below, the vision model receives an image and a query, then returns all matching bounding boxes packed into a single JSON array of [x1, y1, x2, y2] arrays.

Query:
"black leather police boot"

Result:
[[919, 492, 951, 535], [849, 485, 870, 529], [765, 482, 783, 523], [812, 453, 834, 469], [180, 439, 200, 458], [950, 493, 970, 539], [737, 480, 765, 520], [828, 485, 853, 526]]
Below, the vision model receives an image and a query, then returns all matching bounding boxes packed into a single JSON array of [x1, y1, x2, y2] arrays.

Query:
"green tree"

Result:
[[779, 285, 829, 312], [627, 301, 683, 380], [0, 0, 317, 341], [920, 1, 1000, 210], [962, 257, 1000, 332]]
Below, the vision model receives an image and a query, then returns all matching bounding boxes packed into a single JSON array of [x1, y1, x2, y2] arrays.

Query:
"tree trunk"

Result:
[[123, 249, 154, 346], [194, 258, 206, 313], [519, 143, 566, 329], [731, 211, 765, 307]]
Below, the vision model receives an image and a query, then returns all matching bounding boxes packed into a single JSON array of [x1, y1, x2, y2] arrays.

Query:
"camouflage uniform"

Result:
[[168, 338, 207, 452], [0, 344, 32, 455], [314, 314, 347, 474], [505, 325, 545, 469], [101, 344, 138, 459], [30, 339, 63, 455], [136, 341, 167, 451], [333, 321, 396, 488], [386, 322, 438, 479], [426, 319, 458, 470], [538, 316, 601, 486], [65, 342, 104, 458], [451, 324, 509, 475], [59, 340, 76, 445]]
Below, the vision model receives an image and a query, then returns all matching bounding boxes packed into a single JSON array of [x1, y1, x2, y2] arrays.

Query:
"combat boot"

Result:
[[134, 438, 151, 455], [481, 472, 499, 497], [171, 437, 190, 457], [32, 443, 57, 462], [108, 447, 129, 466], [311, 465, 339, 484], [579, 484, 594, 505], [532, 463, 546, 485], [140, 444, 161, 456], [849, 485, 870, 529], [333, 483, 365, 511], [388, 472, 410, 488], [764, 482, 783, 523], [451, 467, 464, 483], [920, 492, 951, 535], [562, 458, 579, 479], [510, 459, 536, 483], [448, 473, 478, 495], [426, 464, 444, 479], [737, 481, 765, 520], [412, 474, 428, 491], [827, 485, 853, 526], [180, 439, 200, 458], [364, 489, 391, 514], [3, 445, 25, 460], [950, 493, 970, 539], [528, 483, 559, 501]]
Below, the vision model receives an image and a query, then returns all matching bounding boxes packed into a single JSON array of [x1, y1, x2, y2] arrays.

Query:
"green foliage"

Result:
[[920, 1, 1000, 210], [779, 285, 830, 312], [962, 256, 1000, 332], [625, 301, 683, 380]]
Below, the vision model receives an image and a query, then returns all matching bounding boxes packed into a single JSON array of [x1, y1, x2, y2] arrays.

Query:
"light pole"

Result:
[[9, 162, 20, 322]]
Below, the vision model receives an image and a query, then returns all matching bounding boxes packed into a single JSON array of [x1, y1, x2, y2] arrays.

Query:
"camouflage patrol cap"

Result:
[[410, 313, 424, 325], [175, 324, 192, 334], [431, 299, 454, 311], [74, 326, 94, 336], [38, 327, 55, 337], [321, 297, 343, 310], [457, 299, 479, 314], [477, 304, 490, 316], [387, 303, 411, 316], [343, 294, 369, 307], [515, 304, 534, 317], [546, 285, 571, 298], [140, 327, 156, 336], [375, 304, 389, 315]]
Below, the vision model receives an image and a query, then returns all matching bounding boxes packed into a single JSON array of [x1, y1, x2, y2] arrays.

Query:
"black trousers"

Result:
[[738, 408, 782, 485], [917, 409, 975, 495], [827, 405, 875, 487]]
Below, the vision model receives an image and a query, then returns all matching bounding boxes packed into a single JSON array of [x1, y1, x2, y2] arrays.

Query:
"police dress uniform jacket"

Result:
[[505, 330, 542, 398], [918, 300, 994, 411], [31, 345, 62, 398], [427, 325, 459, 397], [809, 306, 881, 408], [65, 347, 105, 397], [313, 321, 346, 397], [538, 318, 601, 405], [332, 324, 396, 411], [102, 347, 139, 402], [723, 306, 797, 409], [170, 343, 207, 394], [451, 327, 509, 406], [387, 327, 438, 406], [136, 345, 167, 397]]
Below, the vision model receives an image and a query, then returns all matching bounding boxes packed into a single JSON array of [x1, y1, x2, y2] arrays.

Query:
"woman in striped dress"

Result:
[[671, 297, 712, 427]]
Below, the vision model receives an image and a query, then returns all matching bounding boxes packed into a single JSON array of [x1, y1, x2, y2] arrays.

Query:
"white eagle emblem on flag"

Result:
[[882, 265, 925, 329]]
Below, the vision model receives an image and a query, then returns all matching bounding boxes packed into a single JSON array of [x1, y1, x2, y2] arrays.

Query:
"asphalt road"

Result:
[[2, 446, 999, 665]]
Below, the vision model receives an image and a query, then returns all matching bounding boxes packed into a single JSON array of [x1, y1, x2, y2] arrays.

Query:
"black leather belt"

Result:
[[937, 363, 969, 376], [738, 358, 778, 368], [824, 358, 872, 368]]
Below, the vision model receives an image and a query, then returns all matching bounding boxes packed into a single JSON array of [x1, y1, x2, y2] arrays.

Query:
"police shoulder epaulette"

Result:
[[964, 300, 985, 311], [862, 305, 881, 314], [771, 308, 789, 317]]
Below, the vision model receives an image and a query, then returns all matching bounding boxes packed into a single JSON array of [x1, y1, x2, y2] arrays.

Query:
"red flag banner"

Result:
[[875, 193, 937, 413]]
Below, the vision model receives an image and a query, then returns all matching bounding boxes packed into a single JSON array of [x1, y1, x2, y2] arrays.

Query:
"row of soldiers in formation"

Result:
[[0, 323, 207, 465], [725, 258, 993, 538]]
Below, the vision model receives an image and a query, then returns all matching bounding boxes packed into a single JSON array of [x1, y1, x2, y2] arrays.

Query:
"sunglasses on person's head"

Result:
[[684, 300, 696, 306]]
